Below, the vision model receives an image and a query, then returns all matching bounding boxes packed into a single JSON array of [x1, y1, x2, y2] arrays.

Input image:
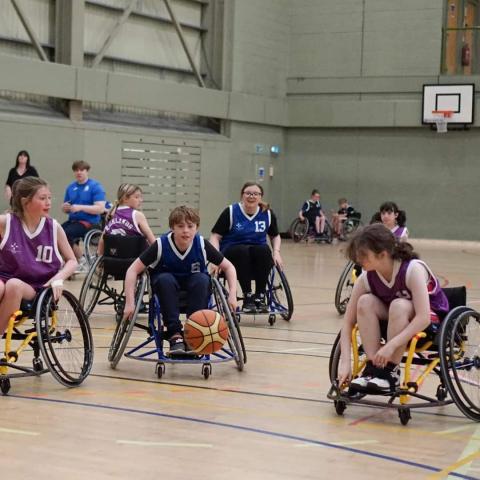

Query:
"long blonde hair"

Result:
[[11, 177, 49, 220], [106, 183, 142, 222]]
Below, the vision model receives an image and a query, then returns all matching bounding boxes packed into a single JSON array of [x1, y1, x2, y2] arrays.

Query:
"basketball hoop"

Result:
[[431, 110, 453, 133]]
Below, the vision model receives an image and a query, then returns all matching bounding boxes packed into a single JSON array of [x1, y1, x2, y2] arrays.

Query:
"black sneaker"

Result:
[[242, 293, 256, 313], [254, 293, 269, 313], [168, 334, 186, 355], [367, 363, 401, 393]]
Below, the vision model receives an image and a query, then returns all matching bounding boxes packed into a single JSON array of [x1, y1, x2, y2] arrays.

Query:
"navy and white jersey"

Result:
[[104, 206, 142, 237], [0, 213, 63, 290], [302, 199, 321, 214], [141, 232, 209, 279], [219, 203, 271, 252]]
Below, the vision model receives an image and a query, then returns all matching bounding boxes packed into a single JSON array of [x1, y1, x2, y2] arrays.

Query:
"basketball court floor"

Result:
[[1, 239, 480, 479]]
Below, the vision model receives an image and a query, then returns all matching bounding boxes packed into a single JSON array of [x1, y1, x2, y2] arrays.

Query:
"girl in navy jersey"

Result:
[[337, 224, 448, 393], [371, 201, 409, 240], [123, 206, 237, 355], [210, 182, 283, 313], [98, 183, 156, 254], [0, 177, 77, 335]]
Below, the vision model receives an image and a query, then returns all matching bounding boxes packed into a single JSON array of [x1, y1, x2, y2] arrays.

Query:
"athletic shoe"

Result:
[[367, 363, 401, 393], [254, 293, 269, 313], [349, 361, 378, 392], [242, 293, 256, 313], [74, 256, 88, 274], [168, 334, 186, 355]]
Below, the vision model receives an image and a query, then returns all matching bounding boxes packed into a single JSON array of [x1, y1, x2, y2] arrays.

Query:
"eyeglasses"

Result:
[[243, 191, 262, 197]]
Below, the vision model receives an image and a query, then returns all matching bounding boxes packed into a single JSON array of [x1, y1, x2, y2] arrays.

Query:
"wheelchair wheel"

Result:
[[84, 229, 102, 266], [211, 277, 246, 369], [36, 288, 94, 387], [289, 218, 309, 243], [322, 220, 334, 244], [79, 256, 105, 317], [108, 273, 147, 369], [268, 265, 294, 321], [341, 217, 362, 239], [334, 261, 355, 315], [439, 307, 480, 421]]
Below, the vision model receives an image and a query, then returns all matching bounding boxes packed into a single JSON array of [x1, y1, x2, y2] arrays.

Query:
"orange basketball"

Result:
[[184, 310, 229, 354]]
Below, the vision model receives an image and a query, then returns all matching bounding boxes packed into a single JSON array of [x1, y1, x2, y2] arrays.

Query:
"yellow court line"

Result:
[[426, 449, 480, 479], [434, 425, 476, 435]]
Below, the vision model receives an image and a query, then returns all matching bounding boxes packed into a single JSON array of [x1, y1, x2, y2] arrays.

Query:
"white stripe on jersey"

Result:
[[21, 216, 46, 239], [0, 214, 11, 250], [52, 219, 64, 267], [199, 235, 208, 265], [149, 238, 163, 269], [267, 210, 271, 228], [167, 232, 193, 260], [228, 205, 233, 231], [132, 210, 140, 234]]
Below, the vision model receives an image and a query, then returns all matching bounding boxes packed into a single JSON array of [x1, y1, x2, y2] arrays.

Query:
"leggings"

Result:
[[223, 244, 273, 295]]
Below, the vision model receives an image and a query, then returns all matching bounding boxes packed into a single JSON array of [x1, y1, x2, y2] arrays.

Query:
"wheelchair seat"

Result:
[[103, 234, 148, 280]]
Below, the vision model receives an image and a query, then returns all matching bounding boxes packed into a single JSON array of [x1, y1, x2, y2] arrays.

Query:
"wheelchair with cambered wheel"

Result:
[[108, 274, 246, 380], [0, 288, 93, 395], [328, 287, 480, 425]]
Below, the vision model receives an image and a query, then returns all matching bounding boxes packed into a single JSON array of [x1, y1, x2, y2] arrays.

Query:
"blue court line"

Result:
[[10, 394, 478, 479]]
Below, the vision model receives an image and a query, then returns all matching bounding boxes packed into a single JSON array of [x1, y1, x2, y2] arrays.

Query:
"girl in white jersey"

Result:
[[0, 177, 77, 335]]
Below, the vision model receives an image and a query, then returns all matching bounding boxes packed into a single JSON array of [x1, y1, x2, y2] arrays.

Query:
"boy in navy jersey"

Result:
[[123, 206, 237, 354], [299, 189, 326, 238]]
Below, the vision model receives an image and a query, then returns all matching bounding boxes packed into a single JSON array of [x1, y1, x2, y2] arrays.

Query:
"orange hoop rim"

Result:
[[432, 110, 454, 118]]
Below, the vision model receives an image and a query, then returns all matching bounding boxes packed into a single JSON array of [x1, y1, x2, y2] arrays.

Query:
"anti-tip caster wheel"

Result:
[[398, 408, 411, 426], [0, 378, 11, 395], [436, 385, 448, 401], [268, 314, 276, 326], [156, 362, 165, 379], [202, 364, 212, 380], [334, 400, 346, 416], [32, 357, 44, 373]]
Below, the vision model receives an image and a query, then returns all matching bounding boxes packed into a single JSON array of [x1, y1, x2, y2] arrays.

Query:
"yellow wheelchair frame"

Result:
[[0, 288, 93, 395], [328, 287, 480, 425]]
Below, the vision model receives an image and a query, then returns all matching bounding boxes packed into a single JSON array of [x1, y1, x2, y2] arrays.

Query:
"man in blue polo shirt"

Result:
[[62, 160, 106, 268]]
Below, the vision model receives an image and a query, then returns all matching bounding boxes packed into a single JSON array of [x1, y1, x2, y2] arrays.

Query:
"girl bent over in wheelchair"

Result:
[[337, 224, 449, 394]]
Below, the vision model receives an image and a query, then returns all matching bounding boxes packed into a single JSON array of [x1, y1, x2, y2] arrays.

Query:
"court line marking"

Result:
[[116, 440, 213, 448], [435, 425, 476, 435], [426, 450, 480, 479], [9, 394, 476, 479], [0, 427, 40, 436], [294, 440, 379, 447], [88, 372, 467, 421]]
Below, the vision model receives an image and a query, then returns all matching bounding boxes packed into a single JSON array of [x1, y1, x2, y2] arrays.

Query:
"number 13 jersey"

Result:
[[0, 213, 63, 290], [220, 203, 271, 252]]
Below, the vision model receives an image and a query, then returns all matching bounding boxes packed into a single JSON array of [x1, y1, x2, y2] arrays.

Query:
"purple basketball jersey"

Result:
[[391, 225, 408, 239], [104, 206, 142, 237], [366, 259, 449, 319], [0, 214, 63, 290]]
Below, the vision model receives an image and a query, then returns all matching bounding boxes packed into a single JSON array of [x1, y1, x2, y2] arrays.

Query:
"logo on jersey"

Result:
[[191, 262, 200, 273], [395, 289, 412, 300], [235, 222, 244, 231], [8, 242, 20, 254]]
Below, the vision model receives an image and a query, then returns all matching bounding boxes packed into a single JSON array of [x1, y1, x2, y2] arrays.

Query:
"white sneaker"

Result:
[[74, 257, 88, 274], [367, 365, 401, 393], [349, 362, 377, 392]]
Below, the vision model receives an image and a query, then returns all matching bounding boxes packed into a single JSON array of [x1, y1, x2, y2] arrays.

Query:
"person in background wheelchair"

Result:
[[0, 177, 77, 335], [123, 206, 237, 355], [97, 183, 156, 254], [299, 189, 327, 240], [332, 197, 360, 240], [337, 224, 449, 394], [210, 181, 283, 313]]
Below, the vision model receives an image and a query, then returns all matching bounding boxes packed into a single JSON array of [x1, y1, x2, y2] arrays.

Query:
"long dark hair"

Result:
[[240, 181, 269, 211], [347, 223, 418, 264], [15, 150, 31, 168], [370, 201, 406, 227]]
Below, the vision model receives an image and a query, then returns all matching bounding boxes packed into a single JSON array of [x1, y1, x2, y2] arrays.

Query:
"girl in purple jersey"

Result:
[[98, 183, 155, 255], [337, 224, 449, 393], [371, 201, 409, 240], [0, 177, 77, 335]]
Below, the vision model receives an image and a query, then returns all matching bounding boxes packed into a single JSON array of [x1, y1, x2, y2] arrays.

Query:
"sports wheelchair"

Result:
[[327, 287, 480, 425], [79, 234, 147, 320], [108, 273, 246, 379], [339, 212, 362, 239], [288, 218, 333, 244], [234, 265, 294, 326], [0, 288, 93, 395], [84, 228, 102, 266]]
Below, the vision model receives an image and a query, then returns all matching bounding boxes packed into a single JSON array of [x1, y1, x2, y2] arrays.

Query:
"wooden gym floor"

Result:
[[1, 239, 480, 479]]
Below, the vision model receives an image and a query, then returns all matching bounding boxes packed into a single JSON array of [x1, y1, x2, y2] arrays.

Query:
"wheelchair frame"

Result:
[[235, 265, 294, 326], [334, 260, 357, 315], [108, 275, 246, 379], [0, 288, 94, 395], [289, 217, 333, 244], [84, 228, 102, 266], [327, 291, 480, 425]]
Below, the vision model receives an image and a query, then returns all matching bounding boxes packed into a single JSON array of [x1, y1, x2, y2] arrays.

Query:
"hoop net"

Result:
[[431, 110, 453, 133]]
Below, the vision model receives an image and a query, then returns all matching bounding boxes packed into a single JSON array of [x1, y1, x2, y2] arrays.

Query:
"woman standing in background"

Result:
[[4, 150, 39, 204]]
